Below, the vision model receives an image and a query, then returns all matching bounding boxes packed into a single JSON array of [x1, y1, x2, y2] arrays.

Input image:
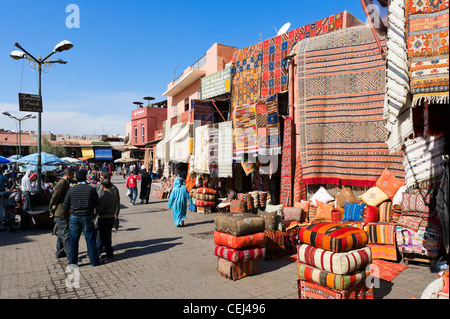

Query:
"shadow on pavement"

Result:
[[113, 237, 183, 261]]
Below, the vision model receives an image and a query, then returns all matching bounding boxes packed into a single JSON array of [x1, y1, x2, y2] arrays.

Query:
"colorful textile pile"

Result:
[[264, 229, 285, 260], [295, 222, 372, 298], [297, 279, 373, 299], [396, 223, 441, 258], [406, 0, 449, 106], [384, 0, 413, 151], [296, 25, 405, 187], [214, 213, 266, 280], [192, 187, 217, 213], [279, 117, 293, 207]]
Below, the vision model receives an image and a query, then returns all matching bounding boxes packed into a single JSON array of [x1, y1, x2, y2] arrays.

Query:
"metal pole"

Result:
[[37, 62, 42, 193], [18, 119, 22, 157]]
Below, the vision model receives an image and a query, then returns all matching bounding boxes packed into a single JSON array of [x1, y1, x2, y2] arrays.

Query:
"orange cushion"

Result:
[[376, 168, 405, 199], [314, 201, 335, 222]]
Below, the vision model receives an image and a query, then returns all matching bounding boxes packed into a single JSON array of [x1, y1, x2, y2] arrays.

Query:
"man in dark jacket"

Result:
[[49, 167, 74, 259], [139, 168, 152, 204], [95, 179, 117, 260], [63, 169, 100, 266]]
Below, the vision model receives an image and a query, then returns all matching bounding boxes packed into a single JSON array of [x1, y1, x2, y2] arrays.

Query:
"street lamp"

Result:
[[10, 40, 73, 192], [2, 111, 36, 157]]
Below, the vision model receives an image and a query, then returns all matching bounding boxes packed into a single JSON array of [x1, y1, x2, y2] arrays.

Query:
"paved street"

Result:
[[0, 175, 441, 302]]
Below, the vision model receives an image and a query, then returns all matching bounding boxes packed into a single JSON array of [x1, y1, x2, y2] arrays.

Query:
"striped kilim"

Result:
[[296, 25, 405, 187], [406, 0, 449, 106], [233, 103, 258, 157], [280, 117, 293, 206]]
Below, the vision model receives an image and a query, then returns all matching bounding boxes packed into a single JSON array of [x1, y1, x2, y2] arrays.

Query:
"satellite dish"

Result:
[[277, 22, 291, 36], [133, 101, 144, 108]]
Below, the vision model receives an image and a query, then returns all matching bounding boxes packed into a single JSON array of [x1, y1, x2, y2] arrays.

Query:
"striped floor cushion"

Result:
[[264, 230, 285, 260], [297, 279, 373, 299], [214, 231, 266, 250], [217, 258, 260, 281], [363, 222, 396, 245], [367, 243, 397, 261], [297, 262, 370, 290], [297, 244, 372, 275], [298, 223, 369, 253], [214, 245, 266, 263]]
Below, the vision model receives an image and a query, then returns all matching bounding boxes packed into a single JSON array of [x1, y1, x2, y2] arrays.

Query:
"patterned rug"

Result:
[[233, 103, 258, 158], [280, 117, 293, 206], [296, 25, 405, 187], [406, 0, 449, 106], [208, 124, 219, 178], [370, 259, 408, 282]]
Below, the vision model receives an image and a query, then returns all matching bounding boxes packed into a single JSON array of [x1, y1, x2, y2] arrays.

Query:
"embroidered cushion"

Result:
[[402, 193, 431, 213], [195, 200, 215, 207], [217, 258, 260, 281], [214, 231, 266, 249], [360, 186, 390, 206], [376, 168, 405, 199], [257, 210, 278, 231], [282, 207, 303, 222], [298, 222, 369, 253], [392, 185, 407, 206], [310, 186, 335, 206], [297, 244, 372, 275], [214, 245, 266, 263], [214, 213, 265, 236], [363, 222, 396, 245], [343, 202, 366, 222], [264, 204, 284, 230], [314, 200, 335, 222], [297, 262, 370, 290], [195, 193, 216, 201], [334, 187, 358, 208]]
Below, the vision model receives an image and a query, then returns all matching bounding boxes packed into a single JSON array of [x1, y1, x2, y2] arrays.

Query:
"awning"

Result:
[[94, 148, 113, 160], [81, 147, 95, 159], [155, 122, 186, 162]]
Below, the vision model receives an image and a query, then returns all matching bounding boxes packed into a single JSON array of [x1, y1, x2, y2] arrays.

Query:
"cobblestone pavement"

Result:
[[0, 175, 441, 301]]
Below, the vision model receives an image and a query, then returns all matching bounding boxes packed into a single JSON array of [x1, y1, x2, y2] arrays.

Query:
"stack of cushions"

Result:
[[248, 191, 268, 211], [395, 192, 441, 259], [296, 222, 373, 299], [151, 188, 168, 199], [194, 188, 217, 213], [257, 204, 285, 259], [237, 193, 254, 211], [214, 213, 266, 280]]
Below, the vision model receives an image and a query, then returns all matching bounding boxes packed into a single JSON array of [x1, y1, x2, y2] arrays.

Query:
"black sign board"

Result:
[[18, 93, 42, 112]]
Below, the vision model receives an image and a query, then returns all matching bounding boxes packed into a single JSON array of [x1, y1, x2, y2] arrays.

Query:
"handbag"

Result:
[[126, 189, 131, 198]]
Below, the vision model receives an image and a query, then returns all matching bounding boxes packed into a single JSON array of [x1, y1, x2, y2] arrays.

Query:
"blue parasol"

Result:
[[0, 156, 11, 164], [17, 152, 65, 166]]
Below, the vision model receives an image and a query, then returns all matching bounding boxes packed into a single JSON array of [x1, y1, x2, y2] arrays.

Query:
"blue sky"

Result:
[[0, 0, 367, 136]]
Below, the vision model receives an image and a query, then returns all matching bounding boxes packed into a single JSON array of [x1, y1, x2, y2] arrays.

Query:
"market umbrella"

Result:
[[7, 155, 22, 162], [24, 164, 58, 173], [0, 156, 11, 164], [61, 157, 81, 164], [114, 158, 139, 163], [17, 152, 65, 166]]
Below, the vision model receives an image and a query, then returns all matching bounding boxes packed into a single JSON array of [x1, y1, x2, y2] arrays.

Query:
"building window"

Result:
[[185, 98, 189, 112], [141, 124, 145, 142], [134, 126, 137, 143]]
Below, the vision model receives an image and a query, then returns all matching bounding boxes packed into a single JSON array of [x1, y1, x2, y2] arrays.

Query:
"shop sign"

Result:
[[18, 93, 42, 112], [200, 67, 231, 99]]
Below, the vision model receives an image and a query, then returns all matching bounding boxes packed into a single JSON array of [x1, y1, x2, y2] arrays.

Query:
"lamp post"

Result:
[[10, 40, 73, 192], [2, 111, 36, 157]]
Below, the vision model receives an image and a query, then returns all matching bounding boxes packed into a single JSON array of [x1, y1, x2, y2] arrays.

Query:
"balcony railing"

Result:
[[173, 53, 207, 86]]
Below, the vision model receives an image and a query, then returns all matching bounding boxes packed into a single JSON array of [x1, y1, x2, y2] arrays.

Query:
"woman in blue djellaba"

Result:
[[168, 177, 193, 227]]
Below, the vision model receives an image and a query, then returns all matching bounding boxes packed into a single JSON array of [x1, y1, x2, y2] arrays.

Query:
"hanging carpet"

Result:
[[296, 24, 405, 187]]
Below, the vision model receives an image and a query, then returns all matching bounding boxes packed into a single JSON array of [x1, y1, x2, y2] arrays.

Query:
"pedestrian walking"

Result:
[[49, 167, 74, 259], [168, 177, 193, 227], [126, 170, 138, 205], [95, 178, 117, 261], [95, 171, 120, 228], [139, 168, 151, 204], [21, 169, 36, 212], [63, 169, 100, 266]]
